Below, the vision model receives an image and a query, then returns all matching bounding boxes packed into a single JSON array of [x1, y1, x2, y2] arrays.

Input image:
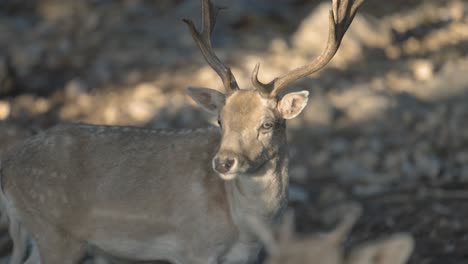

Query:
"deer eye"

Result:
[[261, 122, 274, 130]]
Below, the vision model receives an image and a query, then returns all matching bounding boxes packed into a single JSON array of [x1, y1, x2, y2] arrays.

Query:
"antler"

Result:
[[252, 0, 365, 97], [183, 0, 239, 95]]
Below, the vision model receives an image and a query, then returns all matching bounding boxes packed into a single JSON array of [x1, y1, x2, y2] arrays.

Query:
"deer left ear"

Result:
[[186, 87, 226, 115], [277, 91, 309, 119]]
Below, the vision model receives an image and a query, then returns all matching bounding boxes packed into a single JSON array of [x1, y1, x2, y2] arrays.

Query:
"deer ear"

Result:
[[347, 234, 414, 264], [186, 87, 226, 114], [277, 91, 309, 119], [326, 203, 362, 246]]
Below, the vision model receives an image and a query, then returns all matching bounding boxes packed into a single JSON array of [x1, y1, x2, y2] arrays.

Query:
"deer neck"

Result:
[[225, 145, 289, 233]]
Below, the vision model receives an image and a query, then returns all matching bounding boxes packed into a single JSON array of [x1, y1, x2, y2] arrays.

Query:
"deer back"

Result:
[[0, 124, 240, 258]]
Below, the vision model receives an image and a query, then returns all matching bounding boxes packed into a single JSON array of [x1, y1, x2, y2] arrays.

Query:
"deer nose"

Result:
[[213, 156, 237, 174]]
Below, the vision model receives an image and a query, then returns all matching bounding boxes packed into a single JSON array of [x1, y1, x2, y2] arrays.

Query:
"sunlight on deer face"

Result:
[[215, 90, 281, 179], [187, 87, 309, 180]]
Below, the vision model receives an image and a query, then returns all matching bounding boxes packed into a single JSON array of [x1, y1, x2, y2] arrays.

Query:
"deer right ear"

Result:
[[186, 87, 226, 114]]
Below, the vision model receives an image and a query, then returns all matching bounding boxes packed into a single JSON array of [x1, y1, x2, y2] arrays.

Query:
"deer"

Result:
[[247, 204, 414, 264], [0, 0, 363, 263]]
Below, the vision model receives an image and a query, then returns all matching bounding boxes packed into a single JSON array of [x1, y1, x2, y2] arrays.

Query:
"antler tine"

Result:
[[252, 0, 364, 97], [251, 63, 271, 95], [183, 0, 239, 95]]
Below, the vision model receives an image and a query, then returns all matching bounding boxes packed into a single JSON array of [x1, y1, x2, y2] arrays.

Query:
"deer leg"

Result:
[[221, 242, 261, 264], [35, 228, 86, 264], [23, 242, 40, 264], [9, 217, 28, 264], [0, 210, 10, 236], [92, 254, 114, 264]]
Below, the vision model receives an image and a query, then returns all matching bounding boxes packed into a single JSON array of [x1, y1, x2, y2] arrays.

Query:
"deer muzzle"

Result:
[[212, 151, 241, 180]]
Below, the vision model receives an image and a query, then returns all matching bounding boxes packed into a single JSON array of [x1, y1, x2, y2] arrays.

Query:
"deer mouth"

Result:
[[213, 148, 275, 180], [218, 172, 238, 181]]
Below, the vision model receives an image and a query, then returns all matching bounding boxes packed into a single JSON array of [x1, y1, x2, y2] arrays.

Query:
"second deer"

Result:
[[0, 0, 363, 263], [248, 205, 414, 264]]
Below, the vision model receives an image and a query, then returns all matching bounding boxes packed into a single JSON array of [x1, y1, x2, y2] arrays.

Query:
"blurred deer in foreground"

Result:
[[0, 0, 363, 263], [248, 205, 414, 264]]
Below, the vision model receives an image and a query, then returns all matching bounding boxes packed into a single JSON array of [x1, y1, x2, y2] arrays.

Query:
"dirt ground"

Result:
[[0, 0, 468, 263]]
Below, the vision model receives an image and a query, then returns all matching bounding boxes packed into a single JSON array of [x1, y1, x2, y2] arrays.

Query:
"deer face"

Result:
[[188, 87, 308, 180]]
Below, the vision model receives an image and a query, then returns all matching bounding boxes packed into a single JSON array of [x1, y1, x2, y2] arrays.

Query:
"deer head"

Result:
[[184, 0, 363, 180], [247, 204, 414, 264]]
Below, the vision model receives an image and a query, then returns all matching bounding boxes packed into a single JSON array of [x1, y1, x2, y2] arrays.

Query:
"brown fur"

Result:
[[0, 87, 296, 264]]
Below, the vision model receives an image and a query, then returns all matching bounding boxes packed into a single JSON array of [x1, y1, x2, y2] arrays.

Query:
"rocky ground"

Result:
[[0, 0, 467, 263]]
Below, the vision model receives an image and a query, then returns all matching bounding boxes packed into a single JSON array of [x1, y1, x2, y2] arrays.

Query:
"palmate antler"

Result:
[[185, 0, 364, 97]]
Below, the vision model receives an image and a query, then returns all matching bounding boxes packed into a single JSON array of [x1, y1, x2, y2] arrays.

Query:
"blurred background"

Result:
[[0, 0, 467, 263]]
